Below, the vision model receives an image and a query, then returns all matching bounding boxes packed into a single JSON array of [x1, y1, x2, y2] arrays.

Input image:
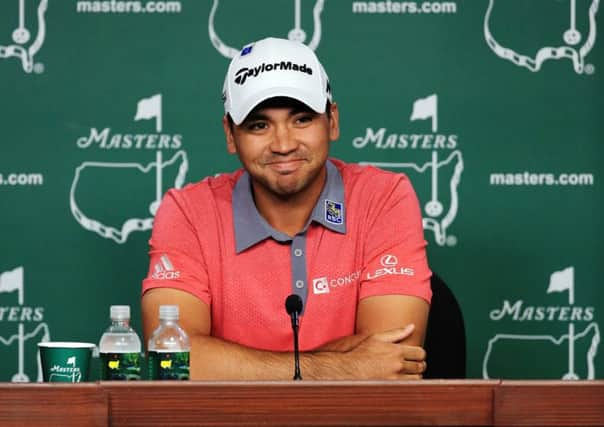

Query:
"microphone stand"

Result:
[[285, 294, 303, 380], [291, 310, 302, 380]]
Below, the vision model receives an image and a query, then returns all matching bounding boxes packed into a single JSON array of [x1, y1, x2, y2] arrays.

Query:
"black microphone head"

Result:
[[285, 294, 303, 315]]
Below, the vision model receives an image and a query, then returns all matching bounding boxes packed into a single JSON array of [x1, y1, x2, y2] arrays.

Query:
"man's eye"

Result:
[[247, 122, 267, 131], [296, 115, 313, 124]]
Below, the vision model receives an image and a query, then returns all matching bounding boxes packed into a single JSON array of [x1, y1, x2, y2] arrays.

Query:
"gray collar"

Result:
[[233, 159, 346, 253]]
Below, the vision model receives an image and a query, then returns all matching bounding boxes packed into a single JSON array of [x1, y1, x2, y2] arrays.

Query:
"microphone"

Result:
[[285, 294, 303, 380]]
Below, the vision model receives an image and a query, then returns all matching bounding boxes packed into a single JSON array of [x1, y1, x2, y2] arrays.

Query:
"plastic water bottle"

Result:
[[99, 305, 142, 380], [148, 305, 190, 380]]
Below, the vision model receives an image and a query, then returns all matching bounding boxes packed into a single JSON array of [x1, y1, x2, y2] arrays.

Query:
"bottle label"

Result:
[[148, 351, 190, 380], [100, 352, 141, 380]]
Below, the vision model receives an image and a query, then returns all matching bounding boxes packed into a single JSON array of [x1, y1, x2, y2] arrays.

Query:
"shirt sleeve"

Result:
[[358, 173, 432, 303], [141, 189, 211, 306]]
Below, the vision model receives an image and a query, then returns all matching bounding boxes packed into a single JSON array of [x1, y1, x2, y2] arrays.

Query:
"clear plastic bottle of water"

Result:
[[99, 305, 142, 380], [148, 305, 190, 380]]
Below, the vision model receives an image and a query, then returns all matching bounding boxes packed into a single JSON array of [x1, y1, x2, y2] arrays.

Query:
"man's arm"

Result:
[[318, 294, 429, 372], [357, 294, 429, 345], [324, 170, 432, 373], [142, 288, 426, 380]]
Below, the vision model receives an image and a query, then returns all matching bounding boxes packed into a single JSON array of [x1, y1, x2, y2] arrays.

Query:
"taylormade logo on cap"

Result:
[[223, 37, 332, 125], [234, 61, 313, 85]]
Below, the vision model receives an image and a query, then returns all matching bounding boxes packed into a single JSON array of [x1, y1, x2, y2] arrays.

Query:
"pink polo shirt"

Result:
[[142, 159, 431, 352]]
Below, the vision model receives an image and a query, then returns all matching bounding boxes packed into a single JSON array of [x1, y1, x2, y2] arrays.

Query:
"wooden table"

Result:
[[495, 380, 604, 426], [0, 380, 602, 426], [0, 383, 107, 427]]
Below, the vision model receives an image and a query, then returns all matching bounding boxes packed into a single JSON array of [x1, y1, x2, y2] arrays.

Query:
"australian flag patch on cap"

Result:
[[325, 200, 343, 224]]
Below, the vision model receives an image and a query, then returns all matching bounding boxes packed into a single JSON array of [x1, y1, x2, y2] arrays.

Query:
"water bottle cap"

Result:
[[110, 305, 130, 320], [159, 305, 179, 320]]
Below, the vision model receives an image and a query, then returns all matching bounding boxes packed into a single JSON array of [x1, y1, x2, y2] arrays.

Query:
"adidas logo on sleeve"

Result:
[[151, 254, 181, 280]]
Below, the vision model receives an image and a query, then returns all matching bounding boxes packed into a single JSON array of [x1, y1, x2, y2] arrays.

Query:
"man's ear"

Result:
[[328, 103, 340, 142], [222, 115, 237, 154]]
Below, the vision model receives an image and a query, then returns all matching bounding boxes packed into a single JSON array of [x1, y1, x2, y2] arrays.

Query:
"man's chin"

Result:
[[271, 180, 305, 197]]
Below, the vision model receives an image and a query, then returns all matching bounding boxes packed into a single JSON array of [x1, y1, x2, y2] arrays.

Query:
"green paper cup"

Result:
[[38, 342, 96, 383]]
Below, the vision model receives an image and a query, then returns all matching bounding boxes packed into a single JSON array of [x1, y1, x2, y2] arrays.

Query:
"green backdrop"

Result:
[[1, 0, 602, 382]]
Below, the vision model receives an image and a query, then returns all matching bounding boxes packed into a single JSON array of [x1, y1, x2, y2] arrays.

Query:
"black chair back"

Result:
[[423, 273, 466, 379]]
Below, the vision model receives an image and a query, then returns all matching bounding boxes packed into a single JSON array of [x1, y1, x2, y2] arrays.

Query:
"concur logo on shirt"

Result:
[[312, 271, 361, 295], [312, 277, 330, 294]]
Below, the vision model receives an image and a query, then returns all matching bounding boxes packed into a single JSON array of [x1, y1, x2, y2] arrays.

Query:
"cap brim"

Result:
[[230, 86, 327, 125]]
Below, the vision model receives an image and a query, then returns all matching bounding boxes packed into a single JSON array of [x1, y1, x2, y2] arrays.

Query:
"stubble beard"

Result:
[[266, 162, 319, 199], [254, 157, 326, 201]]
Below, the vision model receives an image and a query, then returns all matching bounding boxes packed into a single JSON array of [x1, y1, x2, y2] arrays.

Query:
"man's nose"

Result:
[[270, 124, 298, 154]]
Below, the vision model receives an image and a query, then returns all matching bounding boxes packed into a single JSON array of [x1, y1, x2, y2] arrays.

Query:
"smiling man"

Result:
[[141, 37, 432, 380]]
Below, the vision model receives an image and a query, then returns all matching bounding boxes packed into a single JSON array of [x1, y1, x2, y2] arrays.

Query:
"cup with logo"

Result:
[[38, 342, 96, 383]]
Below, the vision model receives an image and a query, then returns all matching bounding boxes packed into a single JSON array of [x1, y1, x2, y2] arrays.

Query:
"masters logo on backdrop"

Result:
[[208, 0, 326, 58], [0, 0, 48, 73], [484, 266, 600, 379], [70, 93, 189, 244], [354, 94, 463, 247], [484, 0, 599, 74], [0, 266, 51, 383]]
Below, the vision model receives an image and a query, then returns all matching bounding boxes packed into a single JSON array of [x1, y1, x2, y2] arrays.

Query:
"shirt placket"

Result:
[[290, 233, 308, 315]]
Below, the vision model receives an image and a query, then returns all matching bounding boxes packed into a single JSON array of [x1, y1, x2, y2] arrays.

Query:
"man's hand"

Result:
[[339, 325, 426, 380]]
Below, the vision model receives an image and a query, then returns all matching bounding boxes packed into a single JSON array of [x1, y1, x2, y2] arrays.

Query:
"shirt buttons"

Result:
[[294, 248, 303, 257], [295, 280, 304, 289]]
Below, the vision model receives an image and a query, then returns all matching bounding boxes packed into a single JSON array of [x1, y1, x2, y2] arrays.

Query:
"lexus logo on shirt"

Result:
[[380, 254, 399, 267], [367, 254, 415, 280]]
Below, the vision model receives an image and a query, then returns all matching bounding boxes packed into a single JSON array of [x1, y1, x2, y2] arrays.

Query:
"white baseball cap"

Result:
[[222, 37, 333, 125]]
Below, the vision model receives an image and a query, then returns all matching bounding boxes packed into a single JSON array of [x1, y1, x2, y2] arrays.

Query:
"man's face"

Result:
[[223, 99, 339, 200]]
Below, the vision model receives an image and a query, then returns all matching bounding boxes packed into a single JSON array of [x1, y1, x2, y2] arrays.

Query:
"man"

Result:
[[142, 37, 432, 380]]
